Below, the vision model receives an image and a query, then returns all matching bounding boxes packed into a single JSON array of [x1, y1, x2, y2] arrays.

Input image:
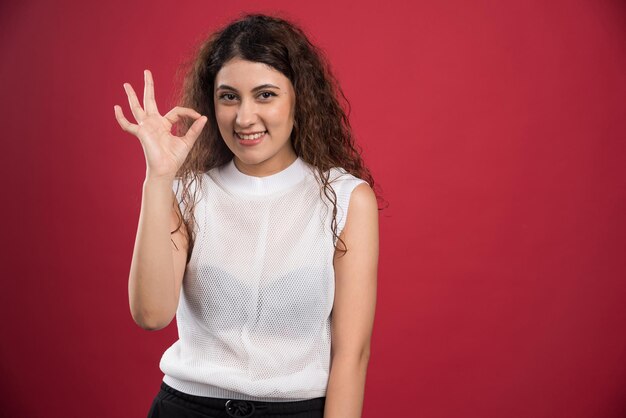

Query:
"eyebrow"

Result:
[[216, 83, 281, 92]]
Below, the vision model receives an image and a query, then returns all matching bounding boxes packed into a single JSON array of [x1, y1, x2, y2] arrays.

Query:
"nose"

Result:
[[235, 98, 258, 128]]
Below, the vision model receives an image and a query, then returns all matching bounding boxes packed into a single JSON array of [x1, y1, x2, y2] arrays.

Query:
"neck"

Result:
[[233, 152, 298, 178], [217, 154, 310, 197]]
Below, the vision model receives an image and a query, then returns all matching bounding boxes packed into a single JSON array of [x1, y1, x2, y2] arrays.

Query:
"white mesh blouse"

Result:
[[159, 155, 367, 402]]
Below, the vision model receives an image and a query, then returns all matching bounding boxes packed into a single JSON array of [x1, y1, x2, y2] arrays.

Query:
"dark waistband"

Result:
[[159, 381, 326, 413]]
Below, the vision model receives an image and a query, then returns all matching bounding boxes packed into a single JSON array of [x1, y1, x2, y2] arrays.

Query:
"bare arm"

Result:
[[114, 69, 206, 330], [324, 183, 379, 418], [128, 177, 189, 330]]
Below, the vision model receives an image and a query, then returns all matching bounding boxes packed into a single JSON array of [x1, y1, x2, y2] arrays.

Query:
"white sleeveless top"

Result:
[[159, 156, 367, 401]]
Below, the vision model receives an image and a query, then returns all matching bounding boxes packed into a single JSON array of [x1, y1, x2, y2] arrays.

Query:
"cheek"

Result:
[[267, 104, 293, 126], [214, 108, 232, 128], [214, 106, 225, 120]]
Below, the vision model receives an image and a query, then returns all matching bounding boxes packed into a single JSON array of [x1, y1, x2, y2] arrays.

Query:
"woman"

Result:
[[114, 12, 380, 418]]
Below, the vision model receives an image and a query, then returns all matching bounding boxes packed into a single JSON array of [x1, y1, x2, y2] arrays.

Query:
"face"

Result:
[[214, 57, 297, 177]]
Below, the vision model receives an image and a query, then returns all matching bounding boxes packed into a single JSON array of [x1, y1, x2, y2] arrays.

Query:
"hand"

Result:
[[114, 69, 207, 180]]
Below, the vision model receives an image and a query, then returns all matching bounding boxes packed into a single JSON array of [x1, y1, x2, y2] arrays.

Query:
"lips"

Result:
[[235, 130, 267, 139]]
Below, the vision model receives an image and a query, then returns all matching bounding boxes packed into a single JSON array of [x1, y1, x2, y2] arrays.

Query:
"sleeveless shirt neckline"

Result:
[[218, 156, 310, 196]]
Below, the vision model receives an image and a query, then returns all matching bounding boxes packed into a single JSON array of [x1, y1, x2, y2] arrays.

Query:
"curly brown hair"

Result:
[[170, 12, 386, 264]]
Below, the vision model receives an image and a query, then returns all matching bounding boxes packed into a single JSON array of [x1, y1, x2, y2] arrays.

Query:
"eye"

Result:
[[218, 93, 237, 101], [259, 91, 277, 100]]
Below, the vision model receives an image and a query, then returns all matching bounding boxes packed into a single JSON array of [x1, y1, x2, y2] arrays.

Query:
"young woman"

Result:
[[114, 12, 381, 418]]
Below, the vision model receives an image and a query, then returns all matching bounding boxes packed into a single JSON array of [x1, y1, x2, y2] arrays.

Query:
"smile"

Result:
[[236, 130, 267, 140]]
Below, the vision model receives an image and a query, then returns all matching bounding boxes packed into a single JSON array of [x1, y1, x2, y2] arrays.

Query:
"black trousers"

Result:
[[147, 381, 326, 418]]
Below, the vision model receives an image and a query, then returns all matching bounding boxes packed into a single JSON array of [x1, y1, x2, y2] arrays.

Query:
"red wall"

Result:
[[1, 0, 625, 417]]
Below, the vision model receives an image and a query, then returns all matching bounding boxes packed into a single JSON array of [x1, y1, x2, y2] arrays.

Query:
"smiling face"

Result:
[[214, 57, 297, 177]]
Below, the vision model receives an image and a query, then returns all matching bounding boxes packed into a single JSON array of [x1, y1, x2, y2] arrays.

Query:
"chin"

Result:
[[232, 152, 267, 165]]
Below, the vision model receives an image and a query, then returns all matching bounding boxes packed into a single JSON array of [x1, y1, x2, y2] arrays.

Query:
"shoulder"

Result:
[[348, 181, 377, 210], [328, 167, 371, 192], [327, 166, 373, 197], [327, 166, 354, 182], [344, 179, 378, 231], [323, 167, 377, 233], [325, 167, 368, 191]]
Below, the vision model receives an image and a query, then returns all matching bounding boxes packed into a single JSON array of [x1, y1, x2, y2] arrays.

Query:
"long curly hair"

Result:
[[170, 12, 385, 264]]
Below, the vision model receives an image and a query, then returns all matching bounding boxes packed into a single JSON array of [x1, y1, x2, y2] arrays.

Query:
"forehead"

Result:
[[215, 58, 289, 87]]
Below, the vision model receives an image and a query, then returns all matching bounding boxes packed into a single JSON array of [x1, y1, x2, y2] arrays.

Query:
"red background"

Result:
[[1, 0, 625, 417]]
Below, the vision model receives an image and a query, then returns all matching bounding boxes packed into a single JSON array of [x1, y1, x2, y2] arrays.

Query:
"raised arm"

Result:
[[114, 69, 207, 330]]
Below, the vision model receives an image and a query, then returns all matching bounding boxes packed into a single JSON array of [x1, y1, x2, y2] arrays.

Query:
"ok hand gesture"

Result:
[[114, 69, 207, 180]]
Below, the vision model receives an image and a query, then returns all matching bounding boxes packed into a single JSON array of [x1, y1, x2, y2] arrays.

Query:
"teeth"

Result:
[[238, 131, 266, 140]]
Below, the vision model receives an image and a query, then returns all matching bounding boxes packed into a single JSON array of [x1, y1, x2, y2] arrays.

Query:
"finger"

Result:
[[123, 82, 146, 122], [143, 69, 160, 115], [163, 106, 203, 125], [114, 105, 139, 135], [181, 115, 208, 147]]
